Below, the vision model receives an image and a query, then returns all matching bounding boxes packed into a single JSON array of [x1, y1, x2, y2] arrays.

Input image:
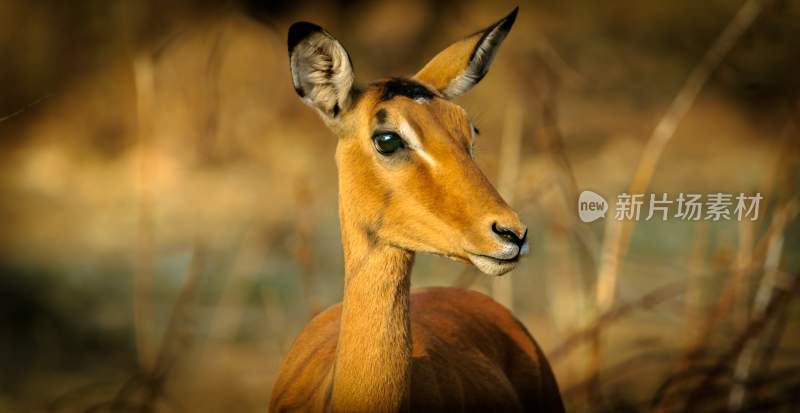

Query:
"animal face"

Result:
[[288, 9, 528, 275]]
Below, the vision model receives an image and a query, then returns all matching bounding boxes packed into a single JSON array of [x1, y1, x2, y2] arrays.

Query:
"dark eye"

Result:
[[372, 132, 405, 155]]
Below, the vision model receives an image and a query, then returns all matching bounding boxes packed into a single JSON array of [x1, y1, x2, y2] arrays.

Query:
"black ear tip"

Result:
[[501, 7, 519, 31], [288, 21, 323, 54]]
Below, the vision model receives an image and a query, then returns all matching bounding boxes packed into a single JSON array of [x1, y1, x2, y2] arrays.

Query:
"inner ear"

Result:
[[288, 22, 356, 118], [413, 7, 517, 99]]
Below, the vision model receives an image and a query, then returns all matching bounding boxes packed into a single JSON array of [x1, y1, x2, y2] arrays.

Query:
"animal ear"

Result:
[[413, 7, 518, 99], [288, 22, 355, 119]]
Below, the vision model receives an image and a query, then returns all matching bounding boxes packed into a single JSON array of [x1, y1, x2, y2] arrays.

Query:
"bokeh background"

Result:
[[1, 0, 799, 412]]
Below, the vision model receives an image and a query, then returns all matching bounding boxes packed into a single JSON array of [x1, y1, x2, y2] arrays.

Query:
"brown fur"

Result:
[[413, 36, 476, 95], [270, 288, 563, 412], [274, 9, 565, 412]]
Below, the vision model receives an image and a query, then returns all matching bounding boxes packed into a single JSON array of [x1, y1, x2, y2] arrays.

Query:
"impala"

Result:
[[270, 8, 565, 412]]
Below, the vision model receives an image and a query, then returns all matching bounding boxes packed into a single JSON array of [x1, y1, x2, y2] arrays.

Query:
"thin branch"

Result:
[[591, 0, 768, 404], [133, 52, 157, 372], [728, 200, 797, 411], [596, 0, 768, 314], [549, 281, 685, 361], [0, 94, 49, 123], [682, 273, 800, 411]]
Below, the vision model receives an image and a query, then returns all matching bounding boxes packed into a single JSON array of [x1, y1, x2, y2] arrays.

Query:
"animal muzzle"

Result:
[[465, 215, 529, 276]]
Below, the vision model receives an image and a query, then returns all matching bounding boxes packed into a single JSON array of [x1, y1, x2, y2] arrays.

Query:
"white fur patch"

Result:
[[444, 70, 482, 98], [397, 120, 437, 168]]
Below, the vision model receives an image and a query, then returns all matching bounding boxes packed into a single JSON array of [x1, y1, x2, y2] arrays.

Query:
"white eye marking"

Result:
[[397, 120, 437, 167]]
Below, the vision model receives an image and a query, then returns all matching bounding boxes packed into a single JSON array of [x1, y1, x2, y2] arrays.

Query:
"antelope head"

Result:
[[288, 8, 527, 276]]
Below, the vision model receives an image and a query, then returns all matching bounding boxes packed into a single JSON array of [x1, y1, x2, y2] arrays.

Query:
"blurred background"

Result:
[[1, 0, 799, 412]]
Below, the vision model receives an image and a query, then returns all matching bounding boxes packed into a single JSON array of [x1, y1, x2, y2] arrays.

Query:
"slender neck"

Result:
[[329, 199, 414, 412]]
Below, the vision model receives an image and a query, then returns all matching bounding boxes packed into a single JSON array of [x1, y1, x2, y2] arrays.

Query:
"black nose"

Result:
[[492, 223, 527, 247]]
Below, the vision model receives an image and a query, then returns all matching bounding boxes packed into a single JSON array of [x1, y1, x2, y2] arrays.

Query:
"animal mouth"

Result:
[[475, 253, 520, 264], [466, 252, 521, 276]]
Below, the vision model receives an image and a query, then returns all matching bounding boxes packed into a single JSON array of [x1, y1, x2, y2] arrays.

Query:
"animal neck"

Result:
[[329, 201, 414, 412]]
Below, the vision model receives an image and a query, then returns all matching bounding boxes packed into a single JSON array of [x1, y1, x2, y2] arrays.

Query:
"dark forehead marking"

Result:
[[375, 108, 387, 124], [379, 78, 435, 102]]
